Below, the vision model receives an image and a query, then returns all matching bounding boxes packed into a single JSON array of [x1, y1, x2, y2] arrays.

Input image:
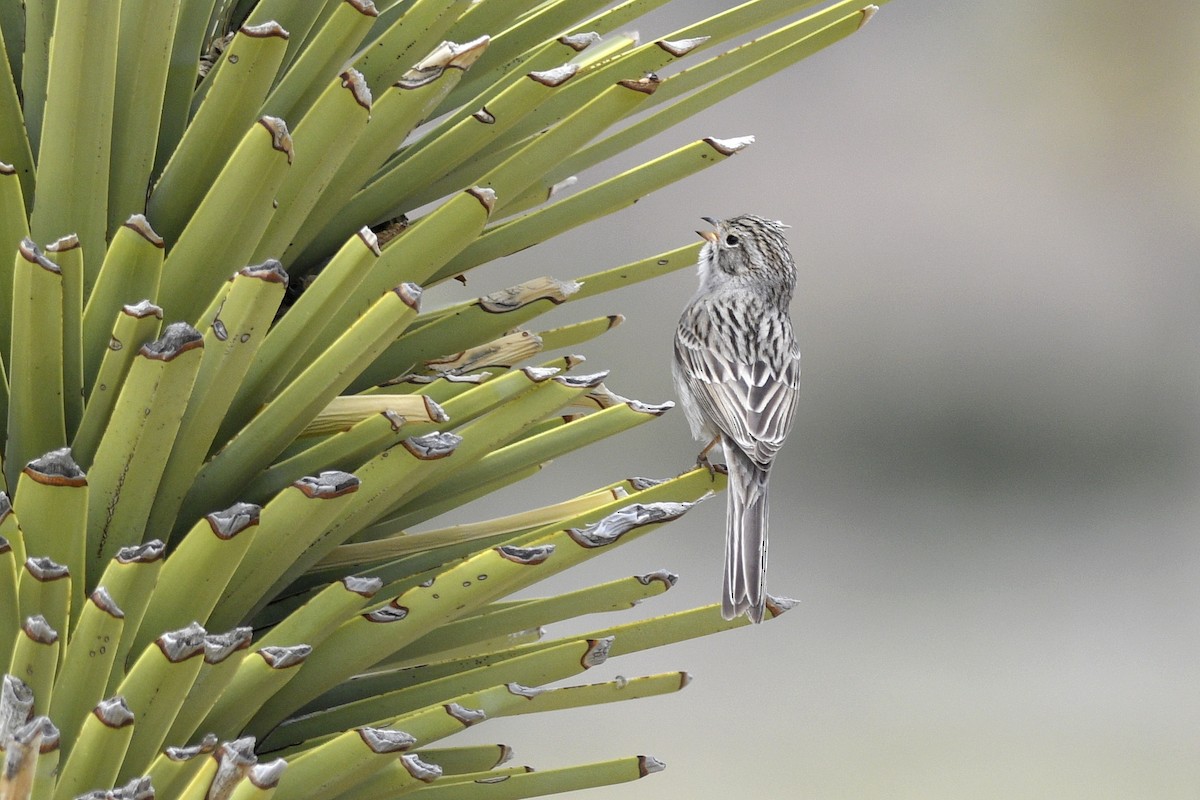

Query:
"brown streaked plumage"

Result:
[[673, 214, 800, 622]]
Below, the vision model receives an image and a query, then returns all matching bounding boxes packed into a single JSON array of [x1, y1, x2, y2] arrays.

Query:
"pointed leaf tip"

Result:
[[400, 753, 442, 782], [141, 321, 203, 360], [559, 32, 601, 52], [206, 501, 261, 538], [638, 755, 666, 776], [582, 636, 614, 667], [358, 727, 417, 753], [703, 135, 756, 156]]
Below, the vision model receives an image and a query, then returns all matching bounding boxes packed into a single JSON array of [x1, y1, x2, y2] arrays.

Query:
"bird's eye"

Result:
[[724, 234, 739, 246]]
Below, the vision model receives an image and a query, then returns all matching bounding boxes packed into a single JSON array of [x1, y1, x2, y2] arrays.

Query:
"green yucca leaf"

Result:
[[73, 300, 164, 467], [28, 0, 119, 286], [155, 116, 294, 323], [150, 21, 291, 245], [6, 240, 67, 485], [108, 1, 182, 239], [47, 587, 125, 751], [85, 324, 203, 572], [0, 1, 888, 797], [53, 696, 135, 800], [14, 451, 87, 621]]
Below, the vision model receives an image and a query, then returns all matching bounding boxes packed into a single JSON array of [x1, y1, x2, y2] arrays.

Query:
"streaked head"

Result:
[[695, 214, 795, 297]]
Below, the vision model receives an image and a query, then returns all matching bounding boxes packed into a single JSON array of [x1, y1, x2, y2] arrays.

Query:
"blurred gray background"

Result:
[[434, 2, 1200, 797]]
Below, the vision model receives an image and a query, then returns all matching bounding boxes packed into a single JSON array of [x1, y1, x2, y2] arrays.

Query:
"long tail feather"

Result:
[[722, 440, 770, 623]]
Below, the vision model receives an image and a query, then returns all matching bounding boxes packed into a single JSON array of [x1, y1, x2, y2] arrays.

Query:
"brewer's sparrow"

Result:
[[673, 214, 800, 623]]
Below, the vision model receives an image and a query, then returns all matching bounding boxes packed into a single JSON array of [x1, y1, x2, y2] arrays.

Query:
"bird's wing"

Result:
[[674, 322, 800, 469]]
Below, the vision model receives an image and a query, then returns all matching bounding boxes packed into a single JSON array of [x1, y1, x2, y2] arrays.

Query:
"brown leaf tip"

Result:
[[205, 501, 261, 539], [618, 73, 661, 94], [0, 160, 13, 174], [703, 135, 755, 156], [342, 575, 384, 597], [249, 759, 288, 789], [341, 68, 372, 112], [95, 696, 136, 728], [90, 586, 125, 618], [627, 399, 675, 415], [24, 556, 69, 581], [860, 5, 879, 27], [258, 116, 294, 164], [358, 727, 417, 753], [398, 36, 491, 88], [240, 20, 289, 39], [363, 602, 409, 623], [346, 0, 379, 18], [121, 214, 165, 247], [495, 544, 555, 565], [445, 35, 491, 69], [294, 470, 360, 499], [519, 366, 559, 384], [214, 737, 258, 775], [765, 594, 799, 617], [628, 474, 667, 494], [554, 370, 609, 389], [141, 321, 203, 360], [22, 615, 58, 644], [420, 395, 449, 424], [479, 276, 580, 312], [528, 63, 579, 87], [473, 106, 497, 124], [402, 431, 461, 460], [17, 237, 60, 272], [392, 281, 423, 309], [204, 627, 254, 663], [445, 702, 487, 727], [657, 36, 709, 57], [468, 185, 498, 213], [116, 539, 166, 564], [638, 755, 666, 777], [567, 501, 696, 549], [401, 754, 443, 782], [240, 258, 289, 285], [559, 31, 601, 52], [636, 569, 679, 588], [165, 733, 219, 761], [118, 777, 155, 800], [357, 226, 382, 256], [259, 644, 312, 669], [581, 636, 614, 668], [157, 622, 208, 662], [45, 232, 80, 252], [20, 716, 59, 753], [507, 683, 547, 699], [24, 447, 86, 485], [123, 299, 164, 319]]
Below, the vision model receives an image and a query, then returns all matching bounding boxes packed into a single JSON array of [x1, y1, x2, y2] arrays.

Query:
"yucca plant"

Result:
[[0, 1, 884, 797]]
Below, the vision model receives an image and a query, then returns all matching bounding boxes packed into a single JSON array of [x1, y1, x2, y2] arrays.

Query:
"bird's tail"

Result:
[[722, 440, 771, 623]]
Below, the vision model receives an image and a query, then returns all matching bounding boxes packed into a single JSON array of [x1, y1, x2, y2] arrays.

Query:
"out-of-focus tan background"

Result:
[[435, 2, 1200, 797]]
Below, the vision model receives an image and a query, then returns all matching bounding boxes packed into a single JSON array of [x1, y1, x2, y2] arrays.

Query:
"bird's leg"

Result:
[[696, 436, 721, 476]]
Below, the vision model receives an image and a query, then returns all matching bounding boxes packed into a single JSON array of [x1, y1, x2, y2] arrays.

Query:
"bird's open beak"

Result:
[[696, 216, 719, 244]]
